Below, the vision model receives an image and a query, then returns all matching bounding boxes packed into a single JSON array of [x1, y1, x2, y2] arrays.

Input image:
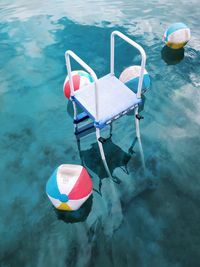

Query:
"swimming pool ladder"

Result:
[[65, 31, 146, 178]]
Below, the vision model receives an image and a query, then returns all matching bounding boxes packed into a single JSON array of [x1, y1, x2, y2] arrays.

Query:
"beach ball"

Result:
[[119, 65, 150, 94], [164, 22, 190, 49], [46, 164, 93, 211], [63, 70, 94, 99]]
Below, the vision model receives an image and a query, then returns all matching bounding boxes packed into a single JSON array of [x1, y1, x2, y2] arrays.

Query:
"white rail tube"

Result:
[[96, 128, 112, 178], [110, 31, 146, 99], [65, 50, 100, 121]]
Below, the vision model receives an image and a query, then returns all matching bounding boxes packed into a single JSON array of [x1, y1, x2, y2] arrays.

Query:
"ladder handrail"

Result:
[[65, 50, 100, 121], [110, 30, 146, 99]]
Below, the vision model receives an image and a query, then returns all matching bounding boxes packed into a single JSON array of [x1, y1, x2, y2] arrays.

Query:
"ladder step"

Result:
[[74, 112, 89, 124], [75, 122, 95, 138]]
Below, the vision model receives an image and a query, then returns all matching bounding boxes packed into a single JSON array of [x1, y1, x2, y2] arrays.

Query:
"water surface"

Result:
[[0, 1, 200, 267]]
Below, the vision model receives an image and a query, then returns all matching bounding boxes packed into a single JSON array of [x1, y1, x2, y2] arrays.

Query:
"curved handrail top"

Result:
[[111, 30, 146, 61], [65, 50, 98, 82]]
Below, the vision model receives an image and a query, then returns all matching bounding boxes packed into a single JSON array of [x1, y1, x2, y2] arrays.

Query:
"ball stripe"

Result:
[[68, 167, 93, 200], [78, 71, 94, 82], [125, 74, 150, 94], [57, 164, 82, 196], [66, 194, 92, 210], [166, 41, 188, 49], [47, 194, 61, 208], [64, 74, 80, 98], [46, 168, 60, 199], [165, 22, 188, 40], [57, 203, 72, 211]]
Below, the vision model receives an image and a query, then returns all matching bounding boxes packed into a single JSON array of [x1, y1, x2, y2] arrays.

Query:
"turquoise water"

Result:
[[0, 1, 200, 266]]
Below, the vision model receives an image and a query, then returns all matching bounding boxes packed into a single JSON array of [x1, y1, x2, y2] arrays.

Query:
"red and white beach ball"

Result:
[[46, 164, 93, 211], [63, 70, 94, 99]]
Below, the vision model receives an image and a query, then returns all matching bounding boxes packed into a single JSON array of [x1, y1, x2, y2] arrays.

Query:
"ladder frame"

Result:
[[65, 31, 146, 178]]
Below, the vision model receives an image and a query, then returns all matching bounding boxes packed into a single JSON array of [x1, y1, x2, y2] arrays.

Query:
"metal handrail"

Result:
[[65, 50, 99, 121], [110, 30, 146, 99]]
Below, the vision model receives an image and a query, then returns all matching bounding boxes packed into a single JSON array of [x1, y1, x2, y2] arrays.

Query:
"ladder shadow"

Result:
[[82, 139, 133, 177], [77, 137, 138, 195]]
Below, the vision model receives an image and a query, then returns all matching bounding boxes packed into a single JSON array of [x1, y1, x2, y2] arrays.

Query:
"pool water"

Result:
[[0, 1, 200, 266]]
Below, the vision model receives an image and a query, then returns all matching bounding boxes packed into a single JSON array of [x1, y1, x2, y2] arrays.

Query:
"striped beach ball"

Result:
[[164, 22, 190, 49], [63, 70, 94, 99], [119, 65, 150, 94], [46, 164, 93, 211]]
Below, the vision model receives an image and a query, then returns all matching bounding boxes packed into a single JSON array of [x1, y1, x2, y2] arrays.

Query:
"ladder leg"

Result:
[[134, 106, 146, 171], [134, 106, 141, 139], [76, 136, 84, 166], [96, 128, 112, 178], [72, 101, 78, 134], [109, 122, 113, 138]]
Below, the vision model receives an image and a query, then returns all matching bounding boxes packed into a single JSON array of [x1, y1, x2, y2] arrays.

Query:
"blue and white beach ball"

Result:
[[164, 22, 190, 49], [119, 65, 150, 94]]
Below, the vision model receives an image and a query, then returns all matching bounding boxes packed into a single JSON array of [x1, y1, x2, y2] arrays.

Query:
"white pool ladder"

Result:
[[65, 31, 146, 178]]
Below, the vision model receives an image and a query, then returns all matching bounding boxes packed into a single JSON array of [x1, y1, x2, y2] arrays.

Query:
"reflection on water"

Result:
[[0, 0, 200, 266], [161, 45, 185, 65], [55, 195, 93, 224], [79, 138, 133, 179]]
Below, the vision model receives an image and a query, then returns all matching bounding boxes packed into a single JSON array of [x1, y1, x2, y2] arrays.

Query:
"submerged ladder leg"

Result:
[[134, 106, 146, 171], [109, 123, 113, 138], [96, 128, 112, 178], [72, 101, 78, 134], [134, 105, 141, 139]]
